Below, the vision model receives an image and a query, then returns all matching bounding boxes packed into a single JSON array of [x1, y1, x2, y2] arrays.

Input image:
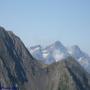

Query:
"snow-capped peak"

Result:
[[68, 45, 86, 59], [30, 45, 41, 50], [46, 41, 66, 50], [68, 45, 81, 54], [29, 41, 70, 64], [53, 41, 64, 48], [68, 45, 90, 73], [30, 45, 44, 61], [29, 41, 90, 73]]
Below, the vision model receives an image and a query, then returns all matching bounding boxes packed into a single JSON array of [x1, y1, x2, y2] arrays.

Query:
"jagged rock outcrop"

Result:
[[0, 27, 90, 90], [0, 27, 41, 90]]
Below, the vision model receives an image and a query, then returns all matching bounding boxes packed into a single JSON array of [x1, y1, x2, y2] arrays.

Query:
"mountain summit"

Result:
[[68, 45, 90, 73]]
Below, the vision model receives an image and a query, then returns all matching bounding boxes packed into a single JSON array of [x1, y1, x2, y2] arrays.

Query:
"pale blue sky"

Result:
[[0, 0, 90, 54]]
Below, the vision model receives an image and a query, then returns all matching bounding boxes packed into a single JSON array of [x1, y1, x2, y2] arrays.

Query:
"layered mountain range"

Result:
[[0, 26, 90, 90], [29, 41, 90, 73]]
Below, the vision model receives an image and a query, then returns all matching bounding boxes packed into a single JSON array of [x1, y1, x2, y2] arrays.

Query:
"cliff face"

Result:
[[0, 27, 37, 90], [0, 27, 27, 89], [0, 27, 90, 90]]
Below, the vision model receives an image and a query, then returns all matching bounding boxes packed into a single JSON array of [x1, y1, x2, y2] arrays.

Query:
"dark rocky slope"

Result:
[[0, 27, 90, 90], [46, 57, 90, 90]]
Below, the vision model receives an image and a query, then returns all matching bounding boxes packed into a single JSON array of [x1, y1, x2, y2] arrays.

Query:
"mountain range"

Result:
[[29, 41, 90, 73], [0, 26, 90, 90]]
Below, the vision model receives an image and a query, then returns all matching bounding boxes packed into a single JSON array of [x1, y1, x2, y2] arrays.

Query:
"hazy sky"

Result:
[[0, 0, 90, 54]]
